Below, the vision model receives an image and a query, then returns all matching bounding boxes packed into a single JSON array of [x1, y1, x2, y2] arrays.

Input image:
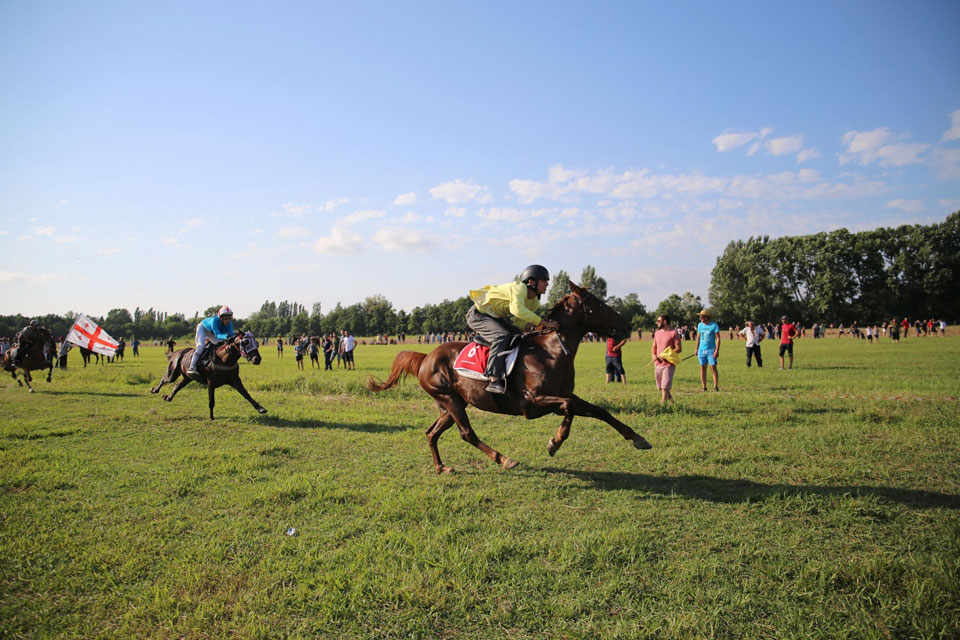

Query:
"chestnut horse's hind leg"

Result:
[[441, 396, 518, 471], [425, 411, 456, 474]]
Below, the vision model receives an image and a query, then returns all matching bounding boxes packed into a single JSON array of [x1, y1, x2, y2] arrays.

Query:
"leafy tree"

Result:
[[547, 270, 571, 307], [579, 265, 607, 299]]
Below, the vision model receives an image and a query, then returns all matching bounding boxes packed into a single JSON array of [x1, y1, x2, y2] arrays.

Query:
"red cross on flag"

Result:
[[66, 313, 119, 356]]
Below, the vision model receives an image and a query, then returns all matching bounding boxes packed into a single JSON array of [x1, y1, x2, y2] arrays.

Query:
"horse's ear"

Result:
[[569, 281, 583, 297]]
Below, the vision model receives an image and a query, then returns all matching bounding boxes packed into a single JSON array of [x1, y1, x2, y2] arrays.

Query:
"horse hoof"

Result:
[[28, 388, 34, 393], [258, 408, 268, 414], [547, 438, 559, 457], [632, 435, 652, 450], [437, 466, 455, 474], [501, 457, 519, 470], [162, 395, 171, 402]]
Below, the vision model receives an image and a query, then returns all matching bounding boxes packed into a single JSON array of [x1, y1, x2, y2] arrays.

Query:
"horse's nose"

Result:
[[252, 355, 262, 365]]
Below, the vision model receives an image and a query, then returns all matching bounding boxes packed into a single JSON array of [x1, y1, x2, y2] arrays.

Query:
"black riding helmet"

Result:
[[520, 264, 549, 285]]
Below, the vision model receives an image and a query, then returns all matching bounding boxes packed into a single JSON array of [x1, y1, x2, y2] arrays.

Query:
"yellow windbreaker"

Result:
[[469, 281, 542, 330]]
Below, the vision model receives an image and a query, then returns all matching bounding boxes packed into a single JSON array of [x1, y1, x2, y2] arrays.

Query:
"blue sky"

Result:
[[2, 1, 959, 319]]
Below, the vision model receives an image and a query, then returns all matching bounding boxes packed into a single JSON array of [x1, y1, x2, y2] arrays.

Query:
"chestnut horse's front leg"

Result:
[[525, 393, 652, 456]]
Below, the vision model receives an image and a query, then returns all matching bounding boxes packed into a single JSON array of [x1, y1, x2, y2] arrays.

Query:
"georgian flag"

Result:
[[66, 313, 119, 356]]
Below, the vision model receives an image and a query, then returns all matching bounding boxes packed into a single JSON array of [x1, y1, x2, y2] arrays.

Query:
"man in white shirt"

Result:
[[339, 330, 357, 370], [738, 320, 765, 367]]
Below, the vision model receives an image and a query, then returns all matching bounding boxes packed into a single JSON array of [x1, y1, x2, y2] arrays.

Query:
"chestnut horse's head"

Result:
[[236, 331, 262, 365], [555, 282, 632, 340]]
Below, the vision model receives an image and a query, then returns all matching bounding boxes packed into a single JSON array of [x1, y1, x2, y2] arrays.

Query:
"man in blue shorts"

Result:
[[695, 309, 721, 392]]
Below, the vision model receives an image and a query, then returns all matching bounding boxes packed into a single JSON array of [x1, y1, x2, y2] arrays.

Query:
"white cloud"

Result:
[[765, 135, 805, 156], [98, 248, 120, 256], [314, 226, 362, 254], [31, 226, 55, 236], [938, 198, 960, 211], [54, 235, 78, 244], [373, 226, 436, 252], [341, 210, 385, 225], [161, 237, 179, 246], [840, 128, 929, 166], [319, 197, 349, 212], [713, 131, 760, 152], [942, 109, 960, 142], [797, 148, 820, 163], [276, 226, 307, 238], [0, 271, 64, 284], [282, 203, 313, 217], [392, 192, 417, 206], [930, 148, 960, 179], [444, 207, 466, 218], [886, 199, 925, 213], [429, 179, 491, 204]]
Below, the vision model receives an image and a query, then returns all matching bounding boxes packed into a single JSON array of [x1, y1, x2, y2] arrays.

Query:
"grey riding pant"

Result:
[[465, 306, 522, 379]]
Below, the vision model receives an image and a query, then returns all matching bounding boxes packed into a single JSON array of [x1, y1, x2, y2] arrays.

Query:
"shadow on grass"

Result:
[[538, 467, 960, 509], [43, 390, 140, 398], [252, 414, 419, 434]]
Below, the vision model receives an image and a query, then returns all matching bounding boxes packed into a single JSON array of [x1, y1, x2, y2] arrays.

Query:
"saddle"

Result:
[[453, 338, 522, 381]]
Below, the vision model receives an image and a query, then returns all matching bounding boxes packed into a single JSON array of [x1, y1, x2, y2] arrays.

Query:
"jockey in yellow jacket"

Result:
[[466, 265, 558, 394]]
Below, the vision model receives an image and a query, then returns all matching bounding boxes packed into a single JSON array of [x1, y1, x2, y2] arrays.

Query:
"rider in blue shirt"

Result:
[[695, 309, 721, 392], [186, 306, 235, 378]]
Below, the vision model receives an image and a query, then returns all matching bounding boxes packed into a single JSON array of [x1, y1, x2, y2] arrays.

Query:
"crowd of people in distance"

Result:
[[282, 330, 357, 371]]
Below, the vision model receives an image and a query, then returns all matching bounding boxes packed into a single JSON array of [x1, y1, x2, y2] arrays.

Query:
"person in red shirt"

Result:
[[779, 315, 799, 369], [605, 335, 627, 384]]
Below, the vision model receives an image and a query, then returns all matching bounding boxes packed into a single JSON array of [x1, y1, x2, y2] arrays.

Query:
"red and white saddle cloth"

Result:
[[453, 342, 520, 381]]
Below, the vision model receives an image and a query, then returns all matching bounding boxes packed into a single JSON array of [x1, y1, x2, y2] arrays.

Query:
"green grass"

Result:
[[1, 336, 958, 639]]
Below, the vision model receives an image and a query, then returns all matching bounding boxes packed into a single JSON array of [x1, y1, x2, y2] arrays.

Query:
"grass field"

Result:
[[1, 335, 958, 639]]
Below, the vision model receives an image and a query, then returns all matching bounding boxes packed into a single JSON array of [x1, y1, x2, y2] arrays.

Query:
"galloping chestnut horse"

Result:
[[150, 331, 267, 419], [2, 327, 56, 392], [368, 282, 652, 473]]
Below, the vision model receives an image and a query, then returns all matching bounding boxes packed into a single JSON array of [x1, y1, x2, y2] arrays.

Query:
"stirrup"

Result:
[[485, 378, 506, 394]]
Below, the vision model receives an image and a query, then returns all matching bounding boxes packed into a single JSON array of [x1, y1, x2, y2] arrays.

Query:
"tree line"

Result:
[[5, 212, 956, 341], [708, 212, 960, 325]]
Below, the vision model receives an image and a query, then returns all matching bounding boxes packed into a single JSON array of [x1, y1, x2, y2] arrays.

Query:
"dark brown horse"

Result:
[[150, 331, 267, 419], [2, 327, 56, 392], [368, 282, 652, 473]]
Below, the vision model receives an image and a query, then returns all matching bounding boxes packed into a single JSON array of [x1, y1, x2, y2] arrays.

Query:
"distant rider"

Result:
[[13, 319, 42, 367], [186, 306, 235, 378], [466, 264, 559, 394]]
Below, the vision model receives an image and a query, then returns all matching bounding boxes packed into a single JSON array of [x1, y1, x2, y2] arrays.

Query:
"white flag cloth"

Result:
[[65, 313, 119, 356]]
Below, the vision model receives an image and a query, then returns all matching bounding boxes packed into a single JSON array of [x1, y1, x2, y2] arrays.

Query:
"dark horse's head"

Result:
[[550, 282, 632, 340], [235, 331, 263, 365]]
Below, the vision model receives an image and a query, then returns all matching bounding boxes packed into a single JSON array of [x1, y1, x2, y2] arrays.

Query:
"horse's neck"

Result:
[[215, 342, 240, 365]]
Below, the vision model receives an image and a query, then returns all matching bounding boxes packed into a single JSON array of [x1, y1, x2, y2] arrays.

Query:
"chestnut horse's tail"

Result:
[[367, 351, 426, 392]]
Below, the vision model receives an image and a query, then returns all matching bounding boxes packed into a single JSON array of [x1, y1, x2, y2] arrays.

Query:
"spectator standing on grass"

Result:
[[778, 315, 799, 370], [277, 337, 284, 358], [322, 334, 334, 370], [166, 337, 176, 354], [940, 319, 947, 336], [131, 336, 140, 357], [902, 317, 909, 338], [57, 338, 71, 369], [605, 335, 627, 384], [695, 309, 721, 392], [309, 337, 320, 369], [652, 314, 682, 404], [738, 320, 764, 368], [890, 319, 900, 343], [340, 329, 356, 370], [294, 337, 305, 370]]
